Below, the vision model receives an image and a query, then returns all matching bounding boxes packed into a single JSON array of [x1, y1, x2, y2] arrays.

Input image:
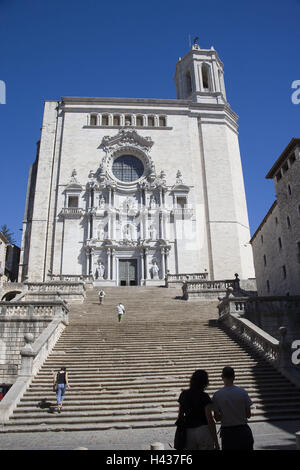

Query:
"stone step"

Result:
[[4, 286, 299, 431]]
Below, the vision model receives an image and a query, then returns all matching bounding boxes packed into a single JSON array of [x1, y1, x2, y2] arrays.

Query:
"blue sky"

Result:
[[0, 0, 299, 246]]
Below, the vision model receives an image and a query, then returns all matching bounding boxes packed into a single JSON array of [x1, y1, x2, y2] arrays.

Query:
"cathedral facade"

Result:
[[19, 44, 254, 286]]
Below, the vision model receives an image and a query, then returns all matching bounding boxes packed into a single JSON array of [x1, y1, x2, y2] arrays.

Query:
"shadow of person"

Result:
[[37, 398, 56, 413]]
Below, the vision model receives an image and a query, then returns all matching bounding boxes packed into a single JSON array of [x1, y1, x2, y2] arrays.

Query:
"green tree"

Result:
[[0, 224, 16, 244]]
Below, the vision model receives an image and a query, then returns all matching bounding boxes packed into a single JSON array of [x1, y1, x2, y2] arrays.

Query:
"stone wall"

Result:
[[0, 301, 68, 383]]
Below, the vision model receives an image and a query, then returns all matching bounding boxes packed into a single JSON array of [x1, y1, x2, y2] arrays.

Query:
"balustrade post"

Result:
[[278, 326, 287, 370], [19, 333, 35, 377]]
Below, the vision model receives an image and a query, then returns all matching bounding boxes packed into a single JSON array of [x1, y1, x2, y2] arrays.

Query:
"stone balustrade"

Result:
[[24, 281, 86, 303], [165, 272, 209, 288], [0, 300, 69, 320], [0, 305, 69, 424], [219, 308, 280, 364], [182, 278, 237, 300], [218, 296, 300, 387], [60, 207, 85, 218]]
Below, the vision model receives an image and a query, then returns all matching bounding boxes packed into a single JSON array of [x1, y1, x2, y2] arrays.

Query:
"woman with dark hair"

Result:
[[53, 366, 70, 413], [176, 370, 219, 450]]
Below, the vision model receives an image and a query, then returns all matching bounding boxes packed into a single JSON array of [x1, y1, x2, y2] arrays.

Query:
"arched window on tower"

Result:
[[113, 115, 120, 126], [90, 114, 98, 126], [136, 115, 144, 127], [186, 71, 192, 95], [148, 116, 155, 127], [159, 116, 166, 127], [202, 64, 211, 91], [125, 114, 132, 126], [102, 114, 109, 126]]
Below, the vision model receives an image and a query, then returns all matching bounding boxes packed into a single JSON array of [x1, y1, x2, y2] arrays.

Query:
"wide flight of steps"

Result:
[[2, 286, 300, 432]]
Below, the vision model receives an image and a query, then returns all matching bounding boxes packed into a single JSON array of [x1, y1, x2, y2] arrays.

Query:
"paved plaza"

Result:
[[0, 420, 299, 450]]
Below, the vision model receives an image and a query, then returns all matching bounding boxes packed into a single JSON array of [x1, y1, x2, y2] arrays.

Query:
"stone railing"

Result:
[[182, 279, 237, 300], [165, 272, 209, 288], [218, 297, 300, 388], [182, 273, 257, 301], [219, 308, 280, 364], [0, 300, 69, 319], [48, 274, 94, 282], [24, 281, 86, 303], [0, 304, 69, 424], [171, 208, 194, 219], [59, 207, 85, 218]]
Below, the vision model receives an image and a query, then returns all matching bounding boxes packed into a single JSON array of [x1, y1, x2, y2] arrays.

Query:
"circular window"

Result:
[[112, 155, 144, 182]]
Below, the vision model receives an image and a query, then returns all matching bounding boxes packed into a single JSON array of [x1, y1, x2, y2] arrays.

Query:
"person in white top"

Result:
[[212, 366, 254, 450], [98, 290, 105, 305], [117, 303, 125, 322]]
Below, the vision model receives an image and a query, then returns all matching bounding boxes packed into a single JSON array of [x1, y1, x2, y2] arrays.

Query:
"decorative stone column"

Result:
[[165, 248, 169, 274], [145, 248, 149, 280], [107, 248, 111, 280], [140, 251, 145, 284], [111, 249, 116, 281], [88, 249, 92, 275], [160, 248, 165, 280]]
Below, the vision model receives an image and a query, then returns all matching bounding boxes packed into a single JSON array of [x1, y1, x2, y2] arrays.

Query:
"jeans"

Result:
[[56, 384, 66, 405]]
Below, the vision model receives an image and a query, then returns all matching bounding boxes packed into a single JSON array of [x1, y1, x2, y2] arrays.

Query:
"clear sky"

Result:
[[0, 0, 299, 246]]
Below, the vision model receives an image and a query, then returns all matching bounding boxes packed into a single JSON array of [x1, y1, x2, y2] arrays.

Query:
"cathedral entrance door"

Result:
[[119, 259, 137, 286]]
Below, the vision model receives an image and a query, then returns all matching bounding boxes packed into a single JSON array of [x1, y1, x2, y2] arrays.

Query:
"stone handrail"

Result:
[[48, 274, 94, 283], [165, 272, 208, 287], [0, 300, 69, 319], [219, 310, 280, 364], [0, 302, 69, 425], [182, 278, 239, 299], [186, 280, 235, 290], [25, 281, 85, 293]]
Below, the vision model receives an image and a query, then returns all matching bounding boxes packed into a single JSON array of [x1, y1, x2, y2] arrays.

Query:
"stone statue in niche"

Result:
[[149, 195, 157, 209], [99, 194, 105, 208], [149, 224, 157, 240], [123, 197, 137, 213], [97, 224, 105, 240], [151, 260, 160, 280], [95, 259, 105, 279]]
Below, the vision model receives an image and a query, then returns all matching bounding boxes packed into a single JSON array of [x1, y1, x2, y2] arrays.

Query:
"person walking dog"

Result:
[[53, 366, 70, 413]]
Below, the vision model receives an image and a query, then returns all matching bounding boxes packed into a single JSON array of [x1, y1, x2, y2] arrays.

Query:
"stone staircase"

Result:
[[2, 286, 300, 432]]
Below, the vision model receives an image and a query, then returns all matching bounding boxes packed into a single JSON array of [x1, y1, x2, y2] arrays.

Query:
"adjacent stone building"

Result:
[[19, 44, 254, 286], [0, 232, 8, 284], [251, 138, 300, 296]]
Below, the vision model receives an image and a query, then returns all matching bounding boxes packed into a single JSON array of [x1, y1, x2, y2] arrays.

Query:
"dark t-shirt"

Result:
[[57, 371, 66, 384], [178, 389, 212, 428]]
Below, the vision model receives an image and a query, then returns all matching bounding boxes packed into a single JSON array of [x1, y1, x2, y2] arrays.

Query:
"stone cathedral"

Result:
[[19, 44, 255, 286]]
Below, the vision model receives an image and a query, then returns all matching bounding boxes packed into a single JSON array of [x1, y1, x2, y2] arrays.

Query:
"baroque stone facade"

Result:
[[251, 138, 300, 296], [19, 44, 254, 285]]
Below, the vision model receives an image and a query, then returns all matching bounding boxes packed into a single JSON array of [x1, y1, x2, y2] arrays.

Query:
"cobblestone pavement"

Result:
[[0, 421, 299, 450]]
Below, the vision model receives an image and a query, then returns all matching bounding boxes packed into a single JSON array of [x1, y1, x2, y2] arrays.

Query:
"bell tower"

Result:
[[174, 43, 227, 104]]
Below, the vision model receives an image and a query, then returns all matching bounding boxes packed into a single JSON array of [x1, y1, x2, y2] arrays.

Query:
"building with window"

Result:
[[251, 138, 300, 296], [19, 44, 254, 286], [0, 232, 9, 284]]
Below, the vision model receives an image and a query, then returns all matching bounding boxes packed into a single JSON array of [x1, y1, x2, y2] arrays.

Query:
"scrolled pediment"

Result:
[[100, 129, 154, 154]]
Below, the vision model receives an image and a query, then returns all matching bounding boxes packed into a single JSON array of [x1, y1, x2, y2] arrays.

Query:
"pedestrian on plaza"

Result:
[[117, 303, 126, 322], [212, 366, 254, 450], [98, 289, 105, 305], [175, 369, 219, 450], [53, 366, 70, 413]]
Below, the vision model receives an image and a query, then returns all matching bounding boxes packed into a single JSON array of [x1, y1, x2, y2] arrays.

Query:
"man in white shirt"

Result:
[[117, 303, 125, 322], [213, 366, 254, 450]]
